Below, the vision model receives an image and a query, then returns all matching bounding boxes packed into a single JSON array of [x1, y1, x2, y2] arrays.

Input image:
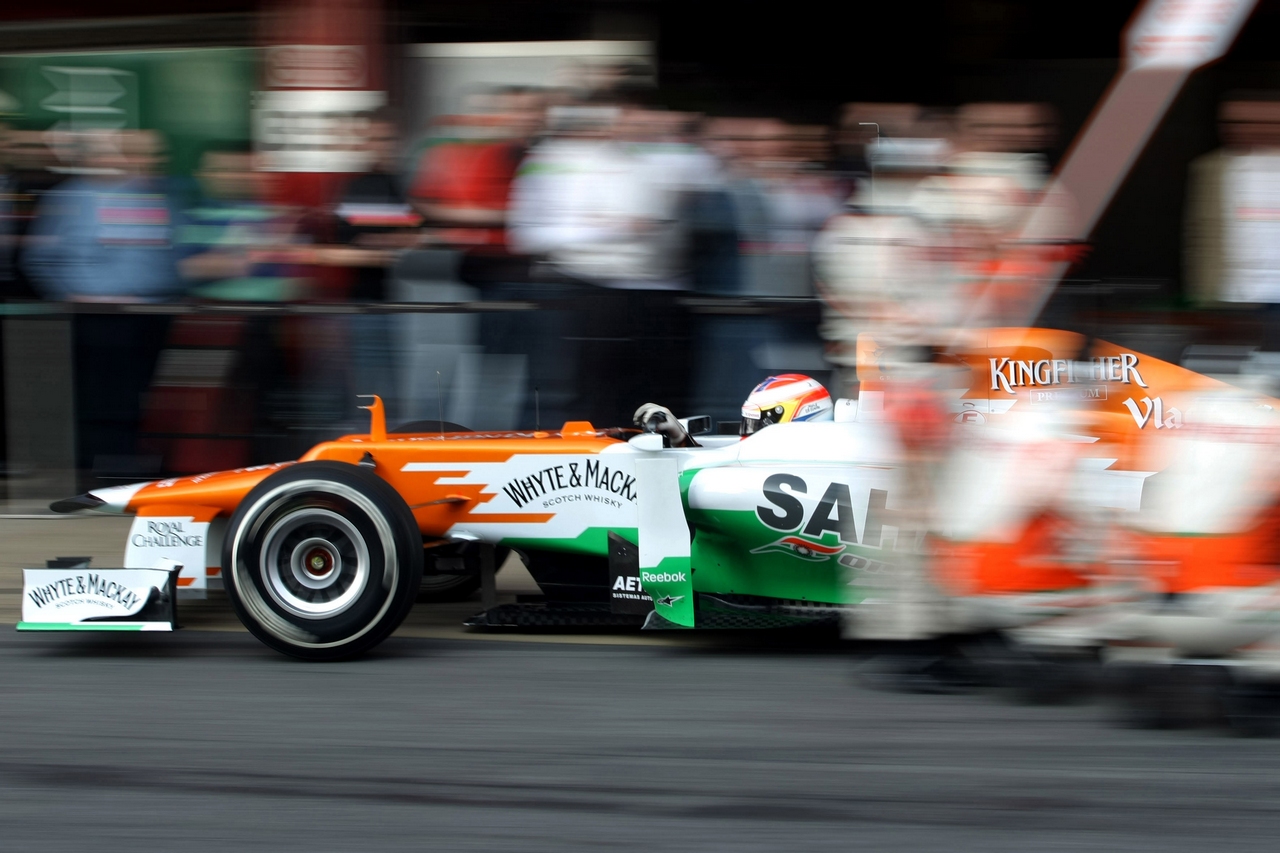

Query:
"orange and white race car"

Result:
[[23, 390, 904, 659], [20, 327, 1280, 676]]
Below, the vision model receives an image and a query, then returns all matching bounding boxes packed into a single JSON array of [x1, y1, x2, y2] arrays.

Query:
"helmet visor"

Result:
[[740, 404, 787, 436]]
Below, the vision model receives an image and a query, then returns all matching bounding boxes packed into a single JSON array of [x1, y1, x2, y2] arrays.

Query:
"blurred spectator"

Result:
[[815, 102, 1061, 394], [334, 115, 422, 419], [131, 144, 294, 475], [701, 117, 772, 294], [178, 145, 303, 302], [683, 118, 741, 294], [0, 123, 14, 293], [337, 116, 422, 274], [910, 102, 1061, 330], [813, 106, 950, 395], [408, 88, 543, 245], [508, 100, 710, 424], [1186, 98, 1280, 310], [698, 117, 842, 297], [506, 102, 631, 425], [1, 131, 70, 300], [23, 129, 180, 302], [400, 92, 559, 429], [832, 103, 926, 200], [954, 101, 1056, 157], [20, 129, 179, 478], [510, 103, 668, 286], [619, 107, 723, 287], [747, 121, 842, 298], [687, 117, 774, 423], [689, 116, 841, 426], [509, 100, 723, 288]]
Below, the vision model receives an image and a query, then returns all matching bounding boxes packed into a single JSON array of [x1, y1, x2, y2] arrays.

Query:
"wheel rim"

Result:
[[260, 508, 371, 619]]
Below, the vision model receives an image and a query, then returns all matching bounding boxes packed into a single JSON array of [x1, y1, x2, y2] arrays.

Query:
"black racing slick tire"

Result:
[[222, 461, 423, 661]]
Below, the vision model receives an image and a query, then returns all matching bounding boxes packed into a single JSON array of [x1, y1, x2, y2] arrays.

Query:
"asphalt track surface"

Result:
[[3, 629, 1280, 852]]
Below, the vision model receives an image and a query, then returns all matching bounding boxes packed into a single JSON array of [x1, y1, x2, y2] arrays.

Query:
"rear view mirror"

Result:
[[679, 415, 713, 436]]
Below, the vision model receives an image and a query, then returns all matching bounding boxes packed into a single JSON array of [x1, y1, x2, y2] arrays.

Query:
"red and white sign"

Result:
[[253, 89, 386, 173], [266, 44, 367, 89], [1125, 0, 1256, 70]]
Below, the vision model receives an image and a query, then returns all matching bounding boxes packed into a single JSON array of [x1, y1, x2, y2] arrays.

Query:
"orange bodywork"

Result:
[[931, 513, 1091, 596], [1121, 505, 1280, 594], [861, 328, 1280, 598], [121, 422, 627, 539], [124, 463, 295, 516]]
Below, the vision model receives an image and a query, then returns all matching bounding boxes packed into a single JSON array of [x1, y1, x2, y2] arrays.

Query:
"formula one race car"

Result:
[[22, 389, 901, 659], [28, 327, 1278, 665]]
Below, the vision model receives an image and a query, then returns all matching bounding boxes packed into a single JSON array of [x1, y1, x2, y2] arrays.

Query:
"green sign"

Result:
[[0, 47, 257, 175]]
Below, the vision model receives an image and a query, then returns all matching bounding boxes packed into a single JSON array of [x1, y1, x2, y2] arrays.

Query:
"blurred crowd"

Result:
[[0, 76, 1074, 479]]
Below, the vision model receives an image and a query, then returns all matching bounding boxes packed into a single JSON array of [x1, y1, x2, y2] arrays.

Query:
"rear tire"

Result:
[[223, 461, 423, 660]]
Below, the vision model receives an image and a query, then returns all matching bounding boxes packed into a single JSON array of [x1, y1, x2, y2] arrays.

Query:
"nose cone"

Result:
[[48, 493, 106, 514], [49, 481, 149, 514]]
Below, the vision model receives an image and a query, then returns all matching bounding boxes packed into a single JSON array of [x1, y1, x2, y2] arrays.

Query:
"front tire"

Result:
[[223, 461, 423, 660]]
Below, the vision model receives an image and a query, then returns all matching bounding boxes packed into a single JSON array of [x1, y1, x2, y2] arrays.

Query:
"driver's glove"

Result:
[[633, 403, 690, 447]]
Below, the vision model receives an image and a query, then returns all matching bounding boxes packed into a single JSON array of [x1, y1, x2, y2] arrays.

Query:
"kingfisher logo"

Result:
[[988, 353, 1147, 394], [751, 535, 846, 562]]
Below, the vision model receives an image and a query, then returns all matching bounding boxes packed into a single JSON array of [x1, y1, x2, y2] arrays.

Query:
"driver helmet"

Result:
[[740, 374, 834, 436]]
